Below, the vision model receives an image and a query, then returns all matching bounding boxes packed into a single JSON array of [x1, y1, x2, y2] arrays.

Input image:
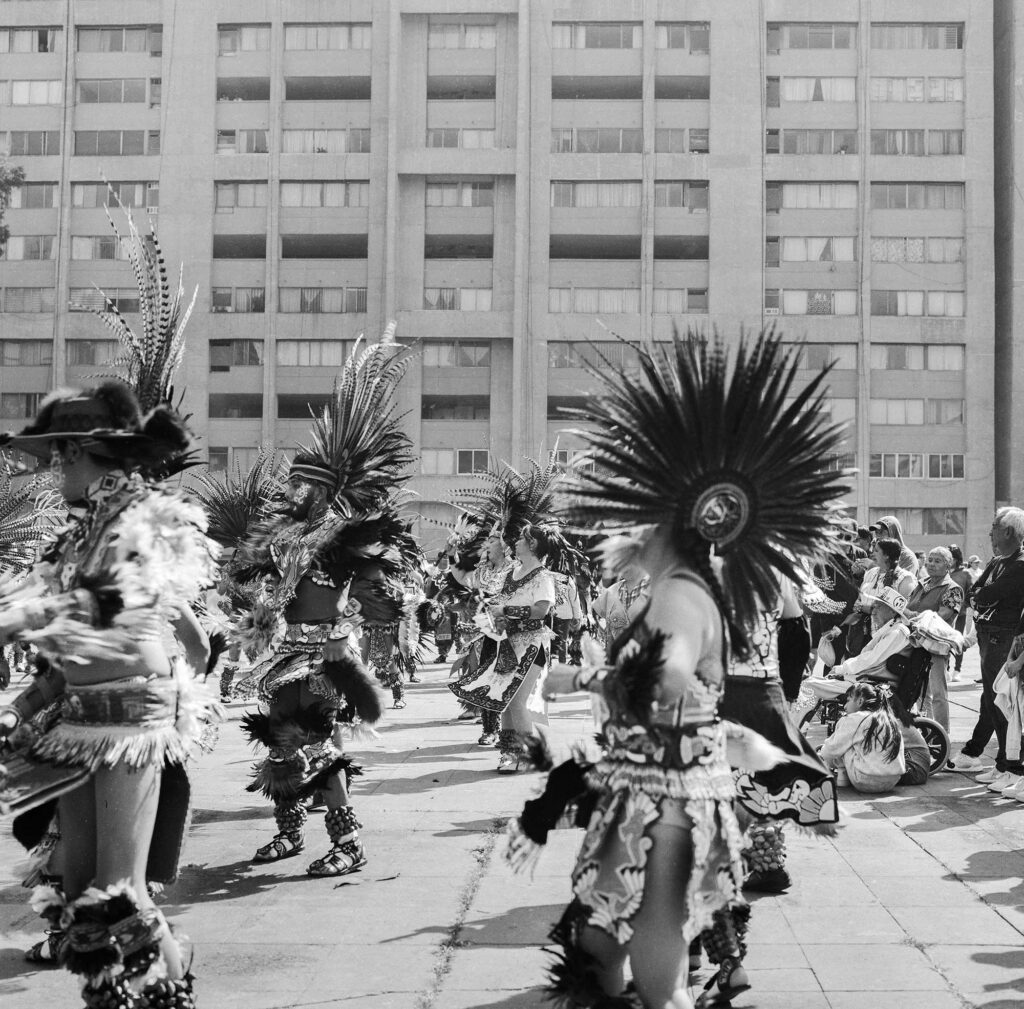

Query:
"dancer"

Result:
[[232, 329, 414, 876], [536, 331, 851, 1009], [449, 454, 582, 772], [0, 211, 218, 1009]]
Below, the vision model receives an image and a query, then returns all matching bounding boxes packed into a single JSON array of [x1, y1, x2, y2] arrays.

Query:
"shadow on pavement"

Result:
[[967, 947, 1024, 998], [433, 818, 497, 836], [0, 947, 44, 989], [446, 988, 551, 1009], [366, 768, 497, 794], [384, 903, 563, 946], [192, 805, 268, 825], [163, 859, 289, 903]]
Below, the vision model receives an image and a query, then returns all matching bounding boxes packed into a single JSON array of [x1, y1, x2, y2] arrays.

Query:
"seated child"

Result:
[[891, 694, 930, 785], [819, 682, 906, 794]]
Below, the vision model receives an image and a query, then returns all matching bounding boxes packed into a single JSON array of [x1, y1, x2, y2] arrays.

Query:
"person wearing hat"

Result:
[[867, 515, 919, 577], [828, 587, 915, 685], [231, 330, 415, 877], [536, 332, 851, 1009], [0, 379, 218, 1009]]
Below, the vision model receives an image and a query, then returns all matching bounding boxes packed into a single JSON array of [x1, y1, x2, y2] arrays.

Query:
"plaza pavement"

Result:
[[2, 646, 1023, 1009]]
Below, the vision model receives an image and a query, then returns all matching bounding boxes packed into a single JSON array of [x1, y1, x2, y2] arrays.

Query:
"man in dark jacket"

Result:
[[956, 508, 1024, 784]]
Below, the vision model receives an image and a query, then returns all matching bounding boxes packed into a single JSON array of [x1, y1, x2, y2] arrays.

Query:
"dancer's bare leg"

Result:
[[578, 924, 628, 998]]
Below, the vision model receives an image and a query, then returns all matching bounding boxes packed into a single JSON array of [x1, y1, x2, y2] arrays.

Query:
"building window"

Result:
[[549, 341, 640, 370], [0, 340, 52, 366], [208, 394, 263, 419], [281, 129, 370, 154], [869, 399, 964, 425], [66, 340, 118, 367], [654, 23, 709, 53], [771, 129, 858, 155], [421, 396, 490, 421], [78, 26, 160, 54], [7, 131, 60, 156], [870, 24, 964, 50], [423, 288, 492, 311], [1, 288, 56, 313], [870, 237, 963, 263], [870, 291, 964, 317], [870, 130, 963, 156], [278, 287, 367, 314], [77, 78, 149, 104], [7, 80, 62, 105], [214, 182, 268, 211], [652, 128, 709, 154], [775, 77, 856, 103], [421, 449, 455, 476], [766, 290, 857, 316], [277, 394, 331, 419], [784, 344, 858, 369], [68, 288, 139, 313], [0, 393, 43, 419], [284, 23, 372, 50], [215, 130, 269, 155], [426, 128, 495, 150], [209, 340, 263, 371], [548, 288, 641, 314], [1, 236, 55, 261], [767, 23, 856, 52], [425, 181, 493, 208], [653, 181, 708, 212], [869, 453, 964, 479], [1, 28, 60, 54], [547, 396, 591, 420], [210, 287, 265, 314], [870, 77, 964, 102], [276, 340, 350, 367], [73, 131, 159, 156], [551, 23, 641, 49], [767, 182, 858, 212], [775, 237, 856, 263], [553, 128, 643, 154], [8, 182, 58, 209], [869, 344, 964, 371], [651, 289, 708, 314], [72, 181, 158, 210], [869, 508, 966, 536], [550, 182, 641, 208], [456, 450, 489, 475], [70, 235, 128, 261], [870, 183, 964, 210], [427, 22, 496, 49], [281, 181, 369, 207], [217, 25, 270, 54], [422, 342, 491, 367]]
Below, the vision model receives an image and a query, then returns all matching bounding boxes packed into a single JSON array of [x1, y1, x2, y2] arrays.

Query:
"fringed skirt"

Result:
[[722, 677, 838, 828], [570, 729, 745, 948], [448, 628, 548, 715], [234, 622, 342, 704], [30, 673, 212, 773]]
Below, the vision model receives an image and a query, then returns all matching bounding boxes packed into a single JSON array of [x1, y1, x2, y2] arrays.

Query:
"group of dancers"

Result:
[[0, 205, 858, 1009]]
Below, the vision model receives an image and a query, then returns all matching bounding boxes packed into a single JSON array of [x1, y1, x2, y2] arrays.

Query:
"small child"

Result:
[[891, 695, 931, 786], [820, 683, 906, 793]]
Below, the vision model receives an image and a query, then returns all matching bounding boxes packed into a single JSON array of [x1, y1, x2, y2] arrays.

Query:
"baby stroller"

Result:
[[798, 646, 951, 774]]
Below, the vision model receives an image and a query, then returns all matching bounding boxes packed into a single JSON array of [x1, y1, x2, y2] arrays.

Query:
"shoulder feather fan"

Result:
[[0, 460, 64, 574], [191, 449, 287, 549]]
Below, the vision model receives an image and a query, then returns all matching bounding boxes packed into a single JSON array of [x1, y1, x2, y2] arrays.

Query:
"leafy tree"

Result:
[[0, 160, 26, 256]]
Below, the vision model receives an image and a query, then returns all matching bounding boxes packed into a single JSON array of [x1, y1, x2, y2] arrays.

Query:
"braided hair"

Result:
[[848, 683, 903, 762]]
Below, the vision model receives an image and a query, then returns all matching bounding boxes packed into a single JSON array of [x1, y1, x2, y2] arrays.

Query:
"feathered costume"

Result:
[[448, 452, 584, 767], [0, 202, 219, 1009], [229, 327, 415, 876], [509, 330, 851, 1009]]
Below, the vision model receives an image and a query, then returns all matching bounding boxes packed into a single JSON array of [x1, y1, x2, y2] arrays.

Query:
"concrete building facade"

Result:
[[0, 0, 996, 554]]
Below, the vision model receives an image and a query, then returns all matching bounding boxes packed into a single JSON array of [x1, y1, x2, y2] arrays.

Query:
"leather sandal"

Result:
[[695, 959, 751, 1007], [24, 929, 63, 966], [307, 841, 367, 877], [253, 832, 304, 863]]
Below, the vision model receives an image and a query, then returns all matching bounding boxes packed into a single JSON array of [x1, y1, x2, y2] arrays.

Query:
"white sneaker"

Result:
[[976, 767, 1001, 783], [1003, 777, 1024, 801], [999, 775, 1024, 796], [987, 771, 1018, 793], [954, 754, 988, 773]]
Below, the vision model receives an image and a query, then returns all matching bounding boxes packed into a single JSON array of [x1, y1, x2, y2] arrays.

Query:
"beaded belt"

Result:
[[603, 720, 723, 771], [61, 678, 177, 729]]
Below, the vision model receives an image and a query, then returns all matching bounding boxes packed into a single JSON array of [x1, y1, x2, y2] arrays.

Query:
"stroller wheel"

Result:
[[914, 716, 950, 775]]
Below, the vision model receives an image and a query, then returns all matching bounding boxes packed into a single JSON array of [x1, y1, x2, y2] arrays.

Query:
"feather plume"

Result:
[[563, 327, 853, 638], [0, 461, 63, 574], [191, 449, 287, 549]]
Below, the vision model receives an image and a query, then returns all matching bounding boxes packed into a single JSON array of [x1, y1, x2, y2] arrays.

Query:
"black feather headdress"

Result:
[[191, 449, 287, 550], [290, 322, 415, 514], [565, 328, 853, 638]]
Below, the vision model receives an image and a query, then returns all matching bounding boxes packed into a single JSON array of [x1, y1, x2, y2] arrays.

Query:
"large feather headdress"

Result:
[[565, 328, 853, 636], [191, 449, 287, 549], [290, 323, 415, 514]]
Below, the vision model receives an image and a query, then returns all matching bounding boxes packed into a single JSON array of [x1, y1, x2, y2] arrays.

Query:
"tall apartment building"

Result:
[[0, 1, 994, 554]]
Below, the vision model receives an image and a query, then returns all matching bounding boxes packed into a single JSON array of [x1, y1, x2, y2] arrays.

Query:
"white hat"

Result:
[[863, 586, 911, 621]]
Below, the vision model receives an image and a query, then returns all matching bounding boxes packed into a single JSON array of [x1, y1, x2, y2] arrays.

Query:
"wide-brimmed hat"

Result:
[[863, 586, 911, 621], [0, 381, 188, 465]]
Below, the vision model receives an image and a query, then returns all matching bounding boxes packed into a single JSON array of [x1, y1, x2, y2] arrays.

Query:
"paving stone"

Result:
[[802, 944, 945, 990], [888, 905, 1024, 946]]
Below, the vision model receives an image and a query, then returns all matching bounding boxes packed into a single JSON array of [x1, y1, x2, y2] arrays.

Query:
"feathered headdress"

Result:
[[565, 327, 853, 643], [191, 449, 287, 549], [0, 460, 63, 574], [454, 449, 585, 578], [290, 323, 415, 514]]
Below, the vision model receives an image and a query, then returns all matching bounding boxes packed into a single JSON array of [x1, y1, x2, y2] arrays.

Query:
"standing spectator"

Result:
[[850, 539, 917, 654], [869, 515, 920, 576], [956, 508, 1024, 786], [968, 554, 985, 581], [905, 547, 963, 740], [948, 544, 975, 678]]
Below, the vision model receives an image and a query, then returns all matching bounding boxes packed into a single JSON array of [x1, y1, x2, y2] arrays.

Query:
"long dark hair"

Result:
[[848, 683, 903, 761], [875, 538, 902, 585]]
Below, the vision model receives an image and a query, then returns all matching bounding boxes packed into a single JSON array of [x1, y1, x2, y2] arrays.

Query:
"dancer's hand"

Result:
[[324, 638, 348, 663], [0, 707, 18, 738]]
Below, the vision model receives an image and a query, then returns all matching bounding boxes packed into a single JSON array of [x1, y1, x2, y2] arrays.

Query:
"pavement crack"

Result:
[[416, 815, 507, 1009]]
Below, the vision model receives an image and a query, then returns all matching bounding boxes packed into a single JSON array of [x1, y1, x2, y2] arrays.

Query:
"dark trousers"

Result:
[[963, 628, 1021, 772]]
